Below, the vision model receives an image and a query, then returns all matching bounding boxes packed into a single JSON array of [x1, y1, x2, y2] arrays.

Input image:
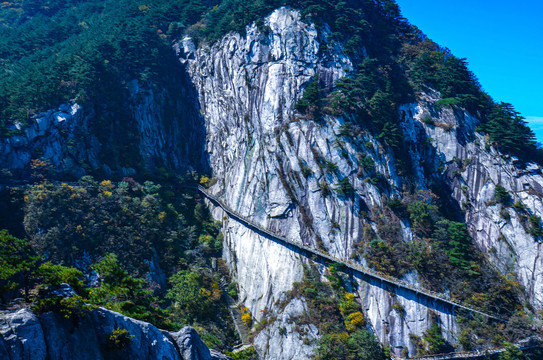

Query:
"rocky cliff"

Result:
[[1, 5, 542, 360], [179, 8, 454, 358], [401, 93, 543, 309], [0, 307, 230, 360], [0, 71, 206, 179], [178, 7, 543, 359]]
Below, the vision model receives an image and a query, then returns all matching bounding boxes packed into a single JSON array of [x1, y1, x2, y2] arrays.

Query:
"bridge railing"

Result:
[[197, 186, 506, 323]]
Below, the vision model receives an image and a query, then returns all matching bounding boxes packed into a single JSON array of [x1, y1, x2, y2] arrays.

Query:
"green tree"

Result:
[[89, 254, 172, 328], [166, 269, 219, 322], [0, 230, 39, 302], [24, 177, 185, 277], [34, 262, 86, 295], [423, 322, 446, 354], [494, 185, 511, 205], [295, 74, 322, 115], [498, 343, 528, 360], [334, 177, 354, 197], [408, 201, 437, 235], [433, 220, 476, 274], [482, 103, 536, 156], [346, 329, 388, 360]]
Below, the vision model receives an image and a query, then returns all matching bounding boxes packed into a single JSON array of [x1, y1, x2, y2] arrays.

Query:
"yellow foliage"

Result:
[[199, 176, 210, 185], [199, 234, 212, 243], [100, 180, 114, 189], [158, 212, 166, 221], [199, 287, 212, 298], [344, 293, 355, 301], [348, 311, 364, 327], [102, 190, 113, 197], [76, 225, 83, 233], [241, 312, 252, 326], [211, 281, 222, 301]]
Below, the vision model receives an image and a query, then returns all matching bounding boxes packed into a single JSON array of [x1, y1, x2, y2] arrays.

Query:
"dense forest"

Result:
[[0, 0, 541, 359]]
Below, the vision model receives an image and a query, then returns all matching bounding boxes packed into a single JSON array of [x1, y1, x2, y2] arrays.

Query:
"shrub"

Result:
[[325, 161, 338, 173], [494, 185, 511, 205], [199, 176, 211, 185], [346, 311, 364, 331], [392, 302, 405, 318], [241, 312, 252, 327], [319, 181, 331, 197], [106, 327, 134, 352], [33, 295, 95, 324], [226, 346, 259, 360], [528, 215, 543, 238], [422, 114, 434, 125], [423, 322, 446, 354], [338, 122, 353, 136], [334, 178, 354, 197], [498, 342, 528, 360], [358, 155, 375, 173], [386, 198, 405, 215], [300, 163, 313, 178], [227, 282, 238, 299]]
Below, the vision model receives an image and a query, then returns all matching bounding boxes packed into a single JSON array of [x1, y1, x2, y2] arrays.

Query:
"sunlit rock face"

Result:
[[179, 7, 476, 358], [401, 93, 543, 310]]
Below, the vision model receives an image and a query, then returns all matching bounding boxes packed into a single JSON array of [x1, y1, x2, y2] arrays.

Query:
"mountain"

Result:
[[0, 1, 542, 359]]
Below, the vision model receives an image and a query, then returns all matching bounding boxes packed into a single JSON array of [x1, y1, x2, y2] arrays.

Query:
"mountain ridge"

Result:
[[1, 1, 542, 359]]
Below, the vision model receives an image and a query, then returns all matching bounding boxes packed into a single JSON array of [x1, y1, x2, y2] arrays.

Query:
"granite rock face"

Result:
[[180, 7, 543, 358], [0, 308, 231, 360], [0, 309, 47, 360], [400, 93, 543, 309], [180, 7, 460, 358]]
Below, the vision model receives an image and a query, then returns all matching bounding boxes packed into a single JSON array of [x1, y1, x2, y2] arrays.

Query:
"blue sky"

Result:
[[395, 0, 543, 142]]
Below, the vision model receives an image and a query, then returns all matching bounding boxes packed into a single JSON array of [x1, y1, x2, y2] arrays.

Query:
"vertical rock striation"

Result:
[[401, 93, 543, 309], [180, 7, 462, 358]]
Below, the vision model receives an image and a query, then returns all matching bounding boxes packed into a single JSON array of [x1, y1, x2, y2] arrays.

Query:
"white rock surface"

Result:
[[401, 93, 543, 309], [181, 8, 460, 358], [0, 309, 47, 360]]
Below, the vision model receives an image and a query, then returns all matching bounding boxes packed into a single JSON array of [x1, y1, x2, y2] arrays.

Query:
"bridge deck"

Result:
[[197, 186, 506, 324]]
